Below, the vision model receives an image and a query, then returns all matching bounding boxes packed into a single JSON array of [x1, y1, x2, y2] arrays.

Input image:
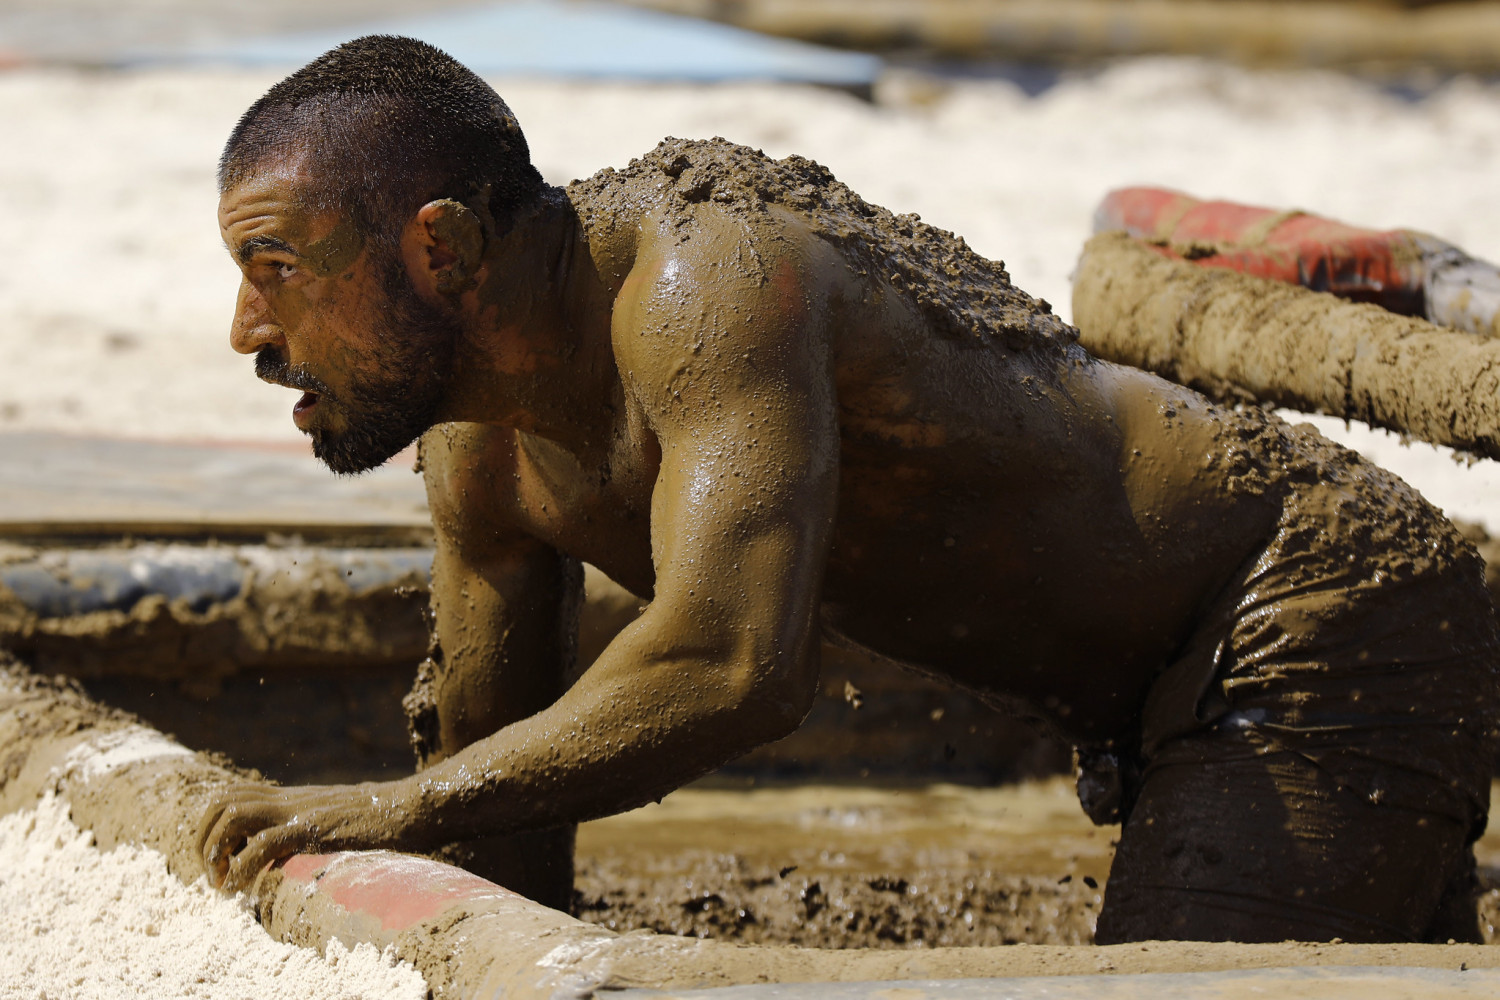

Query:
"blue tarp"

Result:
[[123, 0, 880, 87]]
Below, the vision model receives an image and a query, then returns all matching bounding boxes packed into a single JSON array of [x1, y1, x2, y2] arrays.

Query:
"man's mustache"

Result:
[[255, 348, 334, 399]]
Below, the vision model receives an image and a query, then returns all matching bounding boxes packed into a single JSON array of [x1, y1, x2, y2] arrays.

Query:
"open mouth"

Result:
[[292, 391, 320, 428]]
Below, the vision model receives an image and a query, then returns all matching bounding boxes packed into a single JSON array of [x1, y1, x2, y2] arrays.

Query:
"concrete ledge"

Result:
[[624, 966, 1500, 999]]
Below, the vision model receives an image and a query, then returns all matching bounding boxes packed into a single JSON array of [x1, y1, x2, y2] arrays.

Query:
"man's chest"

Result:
[[506, 426, 658, 596]]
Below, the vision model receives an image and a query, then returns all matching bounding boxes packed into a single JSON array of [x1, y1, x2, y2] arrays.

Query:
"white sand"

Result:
[[0, 793, 427, 1000], [4, 59, 1500, 524]]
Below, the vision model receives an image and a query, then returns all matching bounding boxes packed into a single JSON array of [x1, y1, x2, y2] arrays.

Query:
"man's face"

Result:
[[219, 167, 457, 474]]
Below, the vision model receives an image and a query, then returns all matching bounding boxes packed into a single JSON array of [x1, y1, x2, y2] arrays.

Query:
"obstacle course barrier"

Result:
[[8, 652, 1500, 997], [1072, 230, 1500, 460], [1094, 186, 1500, 338]]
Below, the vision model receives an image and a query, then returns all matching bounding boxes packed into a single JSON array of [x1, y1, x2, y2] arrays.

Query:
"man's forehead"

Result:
[[219, 166, 364, 274], [220, 162, 315, 219], [219, 167, 341, 248]]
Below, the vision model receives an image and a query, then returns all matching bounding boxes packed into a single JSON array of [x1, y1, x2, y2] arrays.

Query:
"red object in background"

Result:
[[1094, 187, 1430, 317]]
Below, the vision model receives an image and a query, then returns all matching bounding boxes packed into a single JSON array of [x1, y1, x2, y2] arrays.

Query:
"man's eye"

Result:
[[277, 263, 297, 279]]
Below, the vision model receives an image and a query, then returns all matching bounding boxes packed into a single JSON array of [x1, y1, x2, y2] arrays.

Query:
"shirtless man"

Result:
[[200, 35, 1499, 942]]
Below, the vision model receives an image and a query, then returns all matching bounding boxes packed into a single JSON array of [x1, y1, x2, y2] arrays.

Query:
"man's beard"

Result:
[[256, 267, 459, 475]]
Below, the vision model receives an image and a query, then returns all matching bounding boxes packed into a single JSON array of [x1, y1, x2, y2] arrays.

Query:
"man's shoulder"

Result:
[[575, 136, 1081, 363]]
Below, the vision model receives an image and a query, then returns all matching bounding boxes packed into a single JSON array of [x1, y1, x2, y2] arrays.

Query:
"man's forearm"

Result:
[[399, 608, 812, 844]]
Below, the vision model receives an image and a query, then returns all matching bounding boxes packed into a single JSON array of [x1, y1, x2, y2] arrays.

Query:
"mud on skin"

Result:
[[210, 101, 1499, 941]]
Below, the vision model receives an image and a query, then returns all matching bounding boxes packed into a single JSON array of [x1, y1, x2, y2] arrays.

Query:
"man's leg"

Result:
[[1094, 726, 1476, 943]]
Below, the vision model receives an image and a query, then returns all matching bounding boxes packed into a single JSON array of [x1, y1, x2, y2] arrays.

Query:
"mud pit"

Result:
[[573, 781, 1109, 948], [573, 779, 1500, 950]]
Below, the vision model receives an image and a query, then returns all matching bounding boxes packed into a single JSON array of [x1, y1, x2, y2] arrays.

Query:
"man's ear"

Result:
[[405, 199, 486, 298]]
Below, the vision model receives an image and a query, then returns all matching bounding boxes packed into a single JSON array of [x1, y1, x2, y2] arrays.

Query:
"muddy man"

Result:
[[200, 36, 1499, 943]]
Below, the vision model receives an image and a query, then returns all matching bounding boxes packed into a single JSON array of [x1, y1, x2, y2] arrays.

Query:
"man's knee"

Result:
[[1096, 740, 1477, 943]]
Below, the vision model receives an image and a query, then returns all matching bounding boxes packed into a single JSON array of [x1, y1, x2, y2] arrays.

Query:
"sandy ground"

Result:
[[0, 793, 427, 1000], [9, 55, 1500, 995]]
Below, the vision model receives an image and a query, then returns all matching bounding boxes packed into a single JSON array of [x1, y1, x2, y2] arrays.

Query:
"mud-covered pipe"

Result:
[[0, 543, 433, 679], [0, 545, 432, 619], [1093, 187, 1500, 337], [0, 658, 771, 997], [1071, 231, 1500, 461], [0, 657, 643, 997], [0, 544, 648, 684]]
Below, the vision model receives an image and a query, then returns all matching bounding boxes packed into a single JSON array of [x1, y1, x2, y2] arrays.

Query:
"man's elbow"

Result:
[[725, 646, 819, 745]]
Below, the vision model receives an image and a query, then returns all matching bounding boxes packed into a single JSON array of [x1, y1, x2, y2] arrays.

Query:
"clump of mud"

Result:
[[567, 136, 1078, 357]]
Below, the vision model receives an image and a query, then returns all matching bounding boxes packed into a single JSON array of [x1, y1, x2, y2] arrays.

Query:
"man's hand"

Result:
[[197, 779, 419, 892]]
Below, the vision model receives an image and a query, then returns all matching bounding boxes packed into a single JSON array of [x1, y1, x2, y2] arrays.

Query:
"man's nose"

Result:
[[229, 278, 285, 355]]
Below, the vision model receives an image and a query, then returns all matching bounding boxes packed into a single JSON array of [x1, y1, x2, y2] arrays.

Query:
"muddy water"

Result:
[[576, 779, 1500, 948]]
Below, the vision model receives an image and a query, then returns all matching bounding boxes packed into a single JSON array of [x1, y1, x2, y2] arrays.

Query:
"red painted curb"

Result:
[[279, 851, 524, 934]]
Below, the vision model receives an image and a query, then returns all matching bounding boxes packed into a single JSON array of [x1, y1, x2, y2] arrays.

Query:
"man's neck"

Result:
[[442, 187, 625, 455]]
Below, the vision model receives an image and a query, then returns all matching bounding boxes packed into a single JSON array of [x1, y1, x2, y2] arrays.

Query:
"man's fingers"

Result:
[[197, 785, 278, 856], [196, 801, 228, 861], [196, 784, 355, 892], [200, 793, 285, 887], [221, 823, 308, 893]]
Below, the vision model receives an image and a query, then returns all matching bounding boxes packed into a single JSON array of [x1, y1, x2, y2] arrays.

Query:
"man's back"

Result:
[[550, 139, 1499, 944], [552, 137, 1303, 745]]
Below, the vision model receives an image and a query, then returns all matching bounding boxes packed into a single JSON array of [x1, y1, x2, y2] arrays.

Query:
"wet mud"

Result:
[[574, 781, 1110, 947], [574, 780, 1500, 950], [1072, 231, 1500, 460]]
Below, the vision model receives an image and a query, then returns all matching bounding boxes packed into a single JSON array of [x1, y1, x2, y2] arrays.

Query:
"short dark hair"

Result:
[[219, 35, 544, 247]]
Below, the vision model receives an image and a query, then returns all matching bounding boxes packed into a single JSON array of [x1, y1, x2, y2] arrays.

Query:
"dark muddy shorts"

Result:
[[1088, 459, 1500, 943]]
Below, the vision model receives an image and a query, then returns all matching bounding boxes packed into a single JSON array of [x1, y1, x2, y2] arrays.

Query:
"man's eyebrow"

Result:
[[236, 235, 299, 263]]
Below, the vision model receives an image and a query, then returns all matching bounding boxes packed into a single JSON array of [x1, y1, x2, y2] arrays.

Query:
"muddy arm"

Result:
[[199, 424, 588, 895], [200, 217, 838, 886], [414, 423, 583, 765], [400, 220, 840, 837]]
